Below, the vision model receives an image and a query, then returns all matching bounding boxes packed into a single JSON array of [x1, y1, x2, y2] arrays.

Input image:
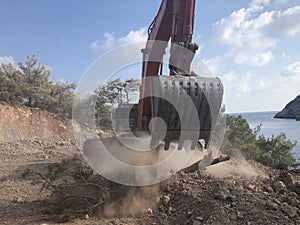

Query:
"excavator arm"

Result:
[[138, 0, 199, 129], [116, 0, 223, 150]]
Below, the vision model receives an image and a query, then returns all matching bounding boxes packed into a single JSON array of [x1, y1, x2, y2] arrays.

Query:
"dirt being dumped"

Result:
[[0, 104, 300, 225]]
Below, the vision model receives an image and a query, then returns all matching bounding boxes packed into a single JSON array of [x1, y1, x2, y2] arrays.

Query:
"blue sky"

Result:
[[1, 0, 300, 112]]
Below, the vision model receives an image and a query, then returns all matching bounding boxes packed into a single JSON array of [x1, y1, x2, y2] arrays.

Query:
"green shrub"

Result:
[[221, 115, 260, 159], [256, 133, 296, 170], [221, 115, 297, 170]]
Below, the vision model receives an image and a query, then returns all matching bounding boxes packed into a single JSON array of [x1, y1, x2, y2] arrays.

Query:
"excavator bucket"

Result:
[[150, 75, 223, 150], [114, 74, 223, 151]]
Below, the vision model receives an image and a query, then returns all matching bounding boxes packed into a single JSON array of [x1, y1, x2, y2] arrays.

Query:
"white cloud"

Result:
[[118, 29, 148, 44], [203, 0, 300, 112], [235, 73, 254, 93], [239, 81, 252, 93], [281, 61, 300, 80], [249, 0, 271, 12], [213, 0, 300, 67], [0, 56, 15, 66], [204, 54, 231, 75], [90, 28, 147, 53], [255, 79, 266, 88], [265, 6, 300, 36], [234, 50, 275, 66], [220, 66, 300, 112], [220, 71, 254, 97], [223, 70, 236, 82]]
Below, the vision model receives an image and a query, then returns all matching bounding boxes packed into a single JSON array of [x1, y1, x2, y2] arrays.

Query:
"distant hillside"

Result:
[[274, 95, 300, 119]]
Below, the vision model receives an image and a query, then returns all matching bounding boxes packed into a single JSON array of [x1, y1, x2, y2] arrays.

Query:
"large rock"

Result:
[[274, 95, 300, 119]]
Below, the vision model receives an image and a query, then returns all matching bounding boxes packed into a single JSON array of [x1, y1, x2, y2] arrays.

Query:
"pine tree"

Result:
[[0, 63, 24, 104], [18, 55, 52, 108]]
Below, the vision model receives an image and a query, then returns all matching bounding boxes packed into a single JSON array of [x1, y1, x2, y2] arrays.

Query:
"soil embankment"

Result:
[[0, 103, 70, 143]]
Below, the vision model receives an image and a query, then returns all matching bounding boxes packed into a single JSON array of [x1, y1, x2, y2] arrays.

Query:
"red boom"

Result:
[[138, 0, 197, 129]]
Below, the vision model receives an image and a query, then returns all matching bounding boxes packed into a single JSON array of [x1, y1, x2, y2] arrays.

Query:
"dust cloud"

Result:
[[83, 136, 217, 217], [99, 185, 160, 217], [205, 155, 267, 179], [84, 137, 162, 217]]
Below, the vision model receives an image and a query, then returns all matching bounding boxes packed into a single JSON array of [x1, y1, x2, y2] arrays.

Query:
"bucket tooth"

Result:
[[191, 139, 197, 150], [164, 140, 171, 150], [178, 141, 184, 150]]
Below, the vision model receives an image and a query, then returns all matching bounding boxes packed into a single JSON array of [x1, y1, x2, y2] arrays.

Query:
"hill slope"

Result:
[[274, 95, 300, 119]]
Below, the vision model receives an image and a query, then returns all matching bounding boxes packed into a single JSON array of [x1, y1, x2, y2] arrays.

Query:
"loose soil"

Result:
[[0, 104, 299, 225]]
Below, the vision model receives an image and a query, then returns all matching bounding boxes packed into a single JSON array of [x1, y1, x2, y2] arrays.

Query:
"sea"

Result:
[[231, 111, 300, 163]]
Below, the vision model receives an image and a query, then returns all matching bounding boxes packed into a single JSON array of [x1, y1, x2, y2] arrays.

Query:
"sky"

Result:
[[0, 0, 300, 113]]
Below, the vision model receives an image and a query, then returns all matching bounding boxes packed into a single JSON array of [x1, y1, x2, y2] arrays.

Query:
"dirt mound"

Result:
[[0, 103, 299, 225], [156, 170, 300, 225], [1, 137, 300, 225], [0, 103, 71, 143], [30, 160, 298, 225]]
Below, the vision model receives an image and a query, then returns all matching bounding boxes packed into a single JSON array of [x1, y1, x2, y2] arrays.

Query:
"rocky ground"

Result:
[[0, 104, 300, 225]]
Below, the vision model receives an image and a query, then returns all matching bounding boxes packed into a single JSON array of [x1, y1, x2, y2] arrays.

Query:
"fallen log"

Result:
[[210, 155, 230, 165], [182, 155, 230, 173]]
